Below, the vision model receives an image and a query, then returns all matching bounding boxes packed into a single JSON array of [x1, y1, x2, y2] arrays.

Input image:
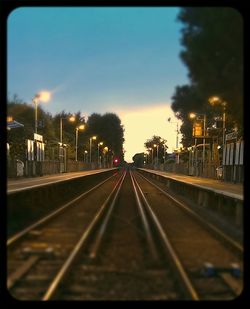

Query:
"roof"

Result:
[[7, 120, 24, 129]]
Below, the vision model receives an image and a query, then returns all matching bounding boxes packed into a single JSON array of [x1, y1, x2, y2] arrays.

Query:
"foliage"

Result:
[[84, 113, 124, 162], [132, 153, 145, 167], [171, 85, 203, 147], [144, 135, 168, 164], [171, 7, 243, 145], [7, 96, 124, 162]]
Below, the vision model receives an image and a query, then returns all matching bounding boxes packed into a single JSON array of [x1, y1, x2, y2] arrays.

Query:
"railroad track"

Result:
[[133, 170, 243, 300], [7, 171, 121, 299], [7, 168, 243, 300]]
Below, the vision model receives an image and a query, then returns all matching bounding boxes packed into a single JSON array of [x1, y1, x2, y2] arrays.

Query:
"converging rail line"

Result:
[[133, 170, 243, 299], [7, 168, 243, 300]]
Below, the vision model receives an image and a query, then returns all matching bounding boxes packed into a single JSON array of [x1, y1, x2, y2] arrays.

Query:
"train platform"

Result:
[[139, 168, 243, 201], [7, 168, 117, 194]]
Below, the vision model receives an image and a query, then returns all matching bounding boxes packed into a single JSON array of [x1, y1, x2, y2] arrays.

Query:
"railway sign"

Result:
[[225, 131, 237, 141], [34, 133, 43, 142], [192, 122, 203, 137]]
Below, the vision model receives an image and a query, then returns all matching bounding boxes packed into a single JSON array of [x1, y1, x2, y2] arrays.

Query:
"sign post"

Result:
[[33, 133, 45, 176]]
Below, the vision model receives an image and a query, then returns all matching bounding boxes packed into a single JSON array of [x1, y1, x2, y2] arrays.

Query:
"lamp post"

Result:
[[103, 146, 108, 168], [148, 148, 153, 164], [189, 112, 207, 173], [89, 136, 97, 165], [153, 144, 159, 166], [32, 91, 51, 134], [160, 138, 167, 165], [75, 125, 85, 161], [208, 96, 227, 147], [97, 142, 103, 168], [163, 143, 167, 165], [84, 150, 88, 163], [33, 95, 39, 134], [59, 115, 75, 173], [60, 115, 75, 145], [208, 96, 227, 179], [167, 117, 179, 149]]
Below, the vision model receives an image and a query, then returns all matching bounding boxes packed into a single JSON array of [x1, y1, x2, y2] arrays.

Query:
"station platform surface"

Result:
[[139, 168, 243, 201], [7, 168, 117, 194]]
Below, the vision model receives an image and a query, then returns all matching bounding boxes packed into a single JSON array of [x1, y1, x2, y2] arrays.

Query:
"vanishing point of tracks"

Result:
[[7, 168, 243, 300]]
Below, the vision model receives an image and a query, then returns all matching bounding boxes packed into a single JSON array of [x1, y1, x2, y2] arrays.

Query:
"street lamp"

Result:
[[97, 142, 103, 168], [84, 150, 88, 163], [103, 146, 109, 168], [160, 138, 168, 165], [89, 136, 97, 165], [60, 115, 75, 145], [163, 143, 168, 165], [58, 115, 75, 173], [148, 147, 153, 164], [208, 96, 227, 179], [208, 96, 227, 146], [153, 144, 159, 165], [75, 124, 85, 161], [32, 91, 51, 134], [167, 117, 180, 149]]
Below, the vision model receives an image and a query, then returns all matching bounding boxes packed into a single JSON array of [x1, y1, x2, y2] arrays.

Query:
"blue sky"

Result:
[[8, 7, 189, 162]]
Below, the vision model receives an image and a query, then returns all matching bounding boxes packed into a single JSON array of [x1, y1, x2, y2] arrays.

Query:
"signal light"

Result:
[[114, 158, 119, 164]]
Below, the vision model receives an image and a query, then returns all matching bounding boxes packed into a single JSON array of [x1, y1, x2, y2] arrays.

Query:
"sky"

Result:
[[8, 7, 189, 162]]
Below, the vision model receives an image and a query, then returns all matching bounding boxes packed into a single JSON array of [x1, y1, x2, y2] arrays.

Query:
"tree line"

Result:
[[132, 135, 170, 167], [7, 95, 125, 163]]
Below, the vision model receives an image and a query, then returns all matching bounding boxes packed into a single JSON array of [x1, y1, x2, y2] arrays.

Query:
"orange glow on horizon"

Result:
[[117, 103, 182, 163]]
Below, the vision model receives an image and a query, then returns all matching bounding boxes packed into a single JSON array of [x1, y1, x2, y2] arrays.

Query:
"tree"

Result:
[[132, 153, 145, 167], [7, 95, 124, 163], [171, 85, 204, 146], [86, 112, 125, 163], [177, 7, 243, 131], [144, 135, 168, 164]]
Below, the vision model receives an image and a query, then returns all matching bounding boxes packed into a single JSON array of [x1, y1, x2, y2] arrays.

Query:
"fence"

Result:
[[144, 161, 243, 183], [7, 159, 95, 178]]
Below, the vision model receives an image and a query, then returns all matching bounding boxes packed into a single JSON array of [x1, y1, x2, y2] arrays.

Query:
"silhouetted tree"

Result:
[[172, 7, 243, 140], [86, 112, 125, 162], [144, 135, 168, 164], [132, 153, 144, 167]]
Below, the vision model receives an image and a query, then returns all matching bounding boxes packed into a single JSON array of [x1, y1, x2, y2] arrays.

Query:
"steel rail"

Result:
[[129, 170, 159, 262], [7, 172, 118, 247], [42, 170, 126, 301], [132, 171, 199, 301], [88, 170, 127, 258], [137, 171, 243, 254]]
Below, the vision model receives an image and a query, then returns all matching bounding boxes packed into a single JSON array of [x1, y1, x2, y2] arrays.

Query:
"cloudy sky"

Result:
[[8, 7, 189, 162]]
